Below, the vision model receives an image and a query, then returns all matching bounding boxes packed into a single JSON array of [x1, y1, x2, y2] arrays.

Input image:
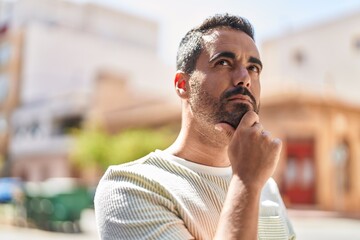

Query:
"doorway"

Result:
[[282, 138, 316, 205]]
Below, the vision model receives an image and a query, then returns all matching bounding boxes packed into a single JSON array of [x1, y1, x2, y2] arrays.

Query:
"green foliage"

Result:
[[69, 127, 111, 170], [70, 126, 177, 171]]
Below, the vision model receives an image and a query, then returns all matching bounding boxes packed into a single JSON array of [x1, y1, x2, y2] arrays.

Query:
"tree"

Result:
[[70, 126, 177, 172]]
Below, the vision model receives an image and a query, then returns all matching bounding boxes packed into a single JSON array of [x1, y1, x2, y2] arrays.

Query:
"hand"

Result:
[[215, 111, 282, 189]]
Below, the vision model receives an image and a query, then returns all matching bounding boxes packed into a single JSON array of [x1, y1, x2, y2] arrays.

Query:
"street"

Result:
[[289, 209, 360, 240], [0, 209, 98, 240], [1, 209, 360, 239]]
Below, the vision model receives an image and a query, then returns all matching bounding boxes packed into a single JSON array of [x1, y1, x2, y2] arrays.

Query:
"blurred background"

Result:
[[0, 0, 360, 239]]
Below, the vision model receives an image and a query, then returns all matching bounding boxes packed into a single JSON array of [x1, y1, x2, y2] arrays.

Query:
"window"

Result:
[[292, 49, 306, 65], [353, 36, 360, 51], [12, 120, 43, 139], [54, 115, 83, 135], [0, 73, 9, 103], [29, 121, 40, 137], [332, 140, 351, 193]]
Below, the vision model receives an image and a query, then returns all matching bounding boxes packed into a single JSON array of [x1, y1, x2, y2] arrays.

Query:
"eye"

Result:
[[216, 59, 231, 67], [247, 65, 260, 73]]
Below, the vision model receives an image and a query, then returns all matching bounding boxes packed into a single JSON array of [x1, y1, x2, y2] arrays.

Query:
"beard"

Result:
[[188, 80, 259, 129]]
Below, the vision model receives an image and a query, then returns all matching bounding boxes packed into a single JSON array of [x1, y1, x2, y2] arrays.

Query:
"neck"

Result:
[[165, 111, 230, 167]]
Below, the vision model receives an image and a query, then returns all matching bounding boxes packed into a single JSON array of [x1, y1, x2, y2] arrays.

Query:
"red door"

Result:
[[282, 139, 316, 205]]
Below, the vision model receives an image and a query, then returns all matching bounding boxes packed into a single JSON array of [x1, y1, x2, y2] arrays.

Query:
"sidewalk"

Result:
[[1, 208, 360, 239], [0, 209, 99, 240], [288, 208, 360, 240]]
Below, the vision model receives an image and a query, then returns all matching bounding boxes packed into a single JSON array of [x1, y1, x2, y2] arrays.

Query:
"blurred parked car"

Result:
[[0, 177, 23, 203], [24, 178, 93, 233]]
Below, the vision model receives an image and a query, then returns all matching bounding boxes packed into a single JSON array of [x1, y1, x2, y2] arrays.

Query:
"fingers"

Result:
[[260, 130, 282, 162], [215, 111, 262, 139], [214, 111, 281, 152], [271, 137, 283, 152], [261, 129, 270, 137], [216, 110, 282, 188], [237, 111, 281, 154], [238, 111, 259, 129], [232, 111, 262, 141], [261, 130, 282, 152]]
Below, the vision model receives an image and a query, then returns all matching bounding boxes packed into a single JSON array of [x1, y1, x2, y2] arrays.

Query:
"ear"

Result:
[[174, 71, 189, 99]]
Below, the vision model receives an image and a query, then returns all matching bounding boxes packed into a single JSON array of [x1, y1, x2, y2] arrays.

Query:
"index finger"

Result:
[[238, 111, 259, 130]]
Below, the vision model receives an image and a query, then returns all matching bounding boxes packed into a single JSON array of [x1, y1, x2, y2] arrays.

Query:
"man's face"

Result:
[[187, 28, 262, 129]]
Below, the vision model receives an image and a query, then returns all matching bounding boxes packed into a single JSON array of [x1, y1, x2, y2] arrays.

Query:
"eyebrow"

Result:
[[249, 56, 263, 70], [209, 51, 263, 69], [209, 51, 236, 63]]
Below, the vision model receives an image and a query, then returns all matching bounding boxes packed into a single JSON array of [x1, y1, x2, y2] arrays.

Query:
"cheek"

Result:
[[205, 74, 230, 97], [191, 73, 223, 97], [252, 80, 261, 99]]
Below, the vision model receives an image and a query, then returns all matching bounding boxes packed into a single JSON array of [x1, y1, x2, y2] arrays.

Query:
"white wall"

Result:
[[10, 0, 158, 52], [261, 13, 360, 105], [21, 22, 176, 105]]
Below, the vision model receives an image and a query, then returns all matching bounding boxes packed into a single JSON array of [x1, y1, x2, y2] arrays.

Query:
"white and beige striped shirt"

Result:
[[95, 150, 296, 240]]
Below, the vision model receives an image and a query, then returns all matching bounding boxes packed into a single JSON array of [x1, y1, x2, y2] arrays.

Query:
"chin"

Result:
[[224, 111, 248, 129]]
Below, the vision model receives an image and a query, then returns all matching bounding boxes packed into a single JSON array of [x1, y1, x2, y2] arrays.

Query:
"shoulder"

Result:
[[95, 152, 197, 202], [101, 152, 187, 182], [94, 153, 174, 228], [95, 153, 164, 196], [94, 153, 195, 239]]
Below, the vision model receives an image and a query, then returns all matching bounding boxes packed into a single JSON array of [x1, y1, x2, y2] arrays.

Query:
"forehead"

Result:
[[201, 28, 260, 58]]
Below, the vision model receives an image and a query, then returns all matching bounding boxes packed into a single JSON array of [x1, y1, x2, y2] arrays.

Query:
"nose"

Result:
[[233, 66, 251, 88]]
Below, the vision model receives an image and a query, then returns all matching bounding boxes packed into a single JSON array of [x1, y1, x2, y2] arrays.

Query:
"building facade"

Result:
[[0, 20, 22, 168], [260, 11, 360, 213], [260, 93, 360, 213], [0, 0, 179, 182]]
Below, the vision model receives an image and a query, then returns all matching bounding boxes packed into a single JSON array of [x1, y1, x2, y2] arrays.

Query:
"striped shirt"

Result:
[[95, 150, 296, 240]]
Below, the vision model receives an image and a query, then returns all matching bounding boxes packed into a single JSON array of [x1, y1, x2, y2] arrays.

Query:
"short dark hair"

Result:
[[176, 13, 255, 74]]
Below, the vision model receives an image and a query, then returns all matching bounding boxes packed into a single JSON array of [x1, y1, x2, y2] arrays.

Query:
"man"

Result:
[[95, 13, 296, 240]]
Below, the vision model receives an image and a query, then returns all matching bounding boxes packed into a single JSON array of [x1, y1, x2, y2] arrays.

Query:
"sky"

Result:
[[79, 0, 360, 67]]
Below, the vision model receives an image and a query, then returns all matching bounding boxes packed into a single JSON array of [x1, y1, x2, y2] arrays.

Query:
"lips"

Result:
[[221, 86, 258, 112], [228, 94, 253, 105]]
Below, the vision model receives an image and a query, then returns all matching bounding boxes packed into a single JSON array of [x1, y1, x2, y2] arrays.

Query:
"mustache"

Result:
[[221, 86, 258, 112]]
